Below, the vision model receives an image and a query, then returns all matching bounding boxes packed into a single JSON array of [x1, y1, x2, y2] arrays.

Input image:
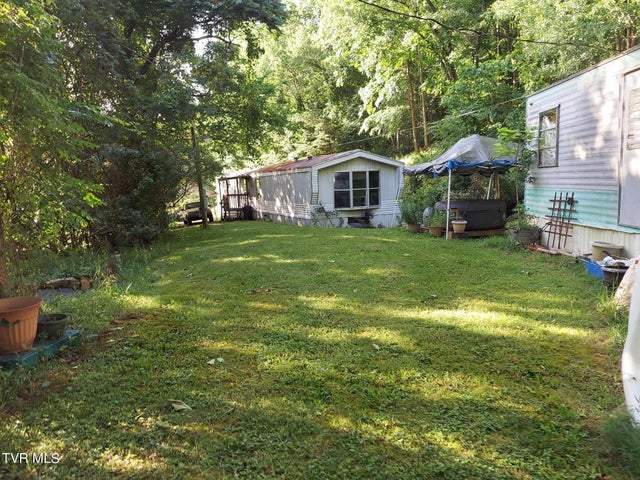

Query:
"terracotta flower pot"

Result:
[[427, 226, 444, 237], [0, 296, 42, 354]]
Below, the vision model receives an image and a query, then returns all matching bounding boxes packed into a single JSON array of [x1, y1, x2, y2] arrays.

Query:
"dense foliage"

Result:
[[257, 0, 637, 159], [0, 0, 285, 295], [0, 0, 637, 294]]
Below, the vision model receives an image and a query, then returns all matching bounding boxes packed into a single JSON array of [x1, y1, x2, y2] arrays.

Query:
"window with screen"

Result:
[[538, 107, 559, 167]]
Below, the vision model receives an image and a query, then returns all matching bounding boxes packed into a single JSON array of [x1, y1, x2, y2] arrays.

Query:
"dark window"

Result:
[[334, 172, 351, 208], [333, 171, 380, 208]]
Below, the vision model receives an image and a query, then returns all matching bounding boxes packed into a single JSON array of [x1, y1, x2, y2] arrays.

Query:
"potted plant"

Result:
[[506, 204, 540, 245], [426, 209, 446, 236], [399, 195, 425, 233]]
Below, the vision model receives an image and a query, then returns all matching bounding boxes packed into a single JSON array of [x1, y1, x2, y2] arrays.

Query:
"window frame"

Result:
[[538, 106, 559, 168], [333, 170, 381, 209]]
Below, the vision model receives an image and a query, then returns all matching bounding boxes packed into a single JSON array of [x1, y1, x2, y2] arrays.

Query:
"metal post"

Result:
[[446, 169, 452, 239]]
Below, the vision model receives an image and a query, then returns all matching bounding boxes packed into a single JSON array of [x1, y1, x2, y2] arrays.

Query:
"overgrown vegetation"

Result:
[[0, 222, 633, 479], [2, 1, 636, 294]]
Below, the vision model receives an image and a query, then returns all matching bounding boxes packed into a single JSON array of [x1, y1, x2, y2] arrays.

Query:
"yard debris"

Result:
[[251, 286, 278, 294], [372, 343, 380, 351], [168, 399, 193, 411], [40, 275, 94, 291], [207, 357, 225, 365]]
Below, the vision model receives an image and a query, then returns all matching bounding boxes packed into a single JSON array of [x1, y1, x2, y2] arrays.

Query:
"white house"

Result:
[[218, 150, 405, 227], [526, 46, 640, 257]]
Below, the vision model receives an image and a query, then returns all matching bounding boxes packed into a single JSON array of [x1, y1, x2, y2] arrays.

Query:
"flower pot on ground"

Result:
[[399, 197, 423, 233], [406, 222, 420, 233], [507, 226, 541, 245], [451, 220, 468, 233], [399, 188, 434, 233], [426, 209, 446, 236], [37, 313, 70, 340], [427, 225, 444, 236], [506, 204, 541, 245], [0, 296, 42, 354]]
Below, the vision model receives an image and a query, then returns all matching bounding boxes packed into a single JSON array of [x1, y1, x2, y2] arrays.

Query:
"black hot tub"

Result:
[[435, 199, 506, 231]]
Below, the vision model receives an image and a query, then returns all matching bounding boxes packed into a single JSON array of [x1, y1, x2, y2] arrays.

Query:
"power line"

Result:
[[354, 0, 616, 53], [335, 94, 527, 148]]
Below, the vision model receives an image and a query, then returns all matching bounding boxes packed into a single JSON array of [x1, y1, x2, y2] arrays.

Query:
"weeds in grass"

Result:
[[605, 413, 640, 477], [0, 223, 632, 479]]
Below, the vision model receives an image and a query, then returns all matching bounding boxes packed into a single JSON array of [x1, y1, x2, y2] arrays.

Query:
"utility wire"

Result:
[[354, 0, 617, 53], [335, 94, 527, 148]]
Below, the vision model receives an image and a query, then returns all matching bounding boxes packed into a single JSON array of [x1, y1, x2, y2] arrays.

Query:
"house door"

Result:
[[620, 68, 640, 228]]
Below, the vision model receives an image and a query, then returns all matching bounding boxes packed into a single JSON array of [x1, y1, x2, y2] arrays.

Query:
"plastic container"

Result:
[[602, 265, 629, 289], [592, 241, 624, 261], [585, 259, 604, 279], [37, 314, 70, 340]]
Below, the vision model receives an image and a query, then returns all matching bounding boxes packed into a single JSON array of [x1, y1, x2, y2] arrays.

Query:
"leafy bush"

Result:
[[91, 145, 186, 247], [400, 177, 448, 224]]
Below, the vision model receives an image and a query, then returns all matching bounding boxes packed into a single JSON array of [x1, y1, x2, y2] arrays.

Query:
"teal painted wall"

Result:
[[526, 187, 640, 233]]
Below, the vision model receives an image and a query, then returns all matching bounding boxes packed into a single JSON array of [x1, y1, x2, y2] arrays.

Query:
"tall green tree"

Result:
[[0, 1, 101, 296], [256, 1, 383, 160], [261, 0, 637, 159], [54, 0, 286, 244], [492, 0, 638, 90]]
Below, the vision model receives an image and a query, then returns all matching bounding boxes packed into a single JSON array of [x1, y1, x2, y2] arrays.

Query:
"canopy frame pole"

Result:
[[446, 169, 452, 239], [487, 172, 494, 199]]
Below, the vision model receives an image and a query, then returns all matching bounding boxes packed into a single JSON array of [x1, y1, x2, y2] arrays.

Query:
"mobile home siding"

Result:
[[316, 158, 402, 227], [234, 150, 404, 228], [526, 47, 640, 257], [255, 170, 313, 225]]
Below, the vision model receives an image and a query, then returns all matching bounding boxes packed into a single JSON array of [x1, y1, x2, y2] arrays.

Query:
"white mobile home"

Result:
[[526, 46, 640, 257], [219, 150, 404, 227]]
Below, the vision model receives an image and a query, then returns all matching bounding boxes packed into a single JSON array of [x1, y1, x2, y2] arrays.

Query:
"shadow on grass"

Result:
[[0, 222, 624, 479]]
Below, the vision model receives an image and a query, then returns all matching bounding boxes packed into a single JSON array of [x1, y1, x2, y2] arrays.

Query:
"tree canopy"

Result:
[[256, 0, 637, 157], [0, 0, 637, 294]]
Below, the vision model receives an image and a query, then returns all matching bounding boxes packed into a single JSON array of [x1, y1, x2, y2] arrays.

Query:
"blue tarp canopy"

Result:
[[403, 134, 517, 177], [402, 134, 518, 239]]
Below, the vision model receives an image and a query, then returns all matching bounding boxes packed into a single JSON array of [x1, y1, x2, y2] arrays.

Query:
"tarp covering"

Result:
[[403, 134, 517, 177]]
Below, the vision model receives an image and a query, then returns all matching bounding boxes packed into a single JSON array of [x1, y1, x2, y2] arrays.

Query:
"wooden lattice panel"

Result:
[[542, 192, 576, 250]]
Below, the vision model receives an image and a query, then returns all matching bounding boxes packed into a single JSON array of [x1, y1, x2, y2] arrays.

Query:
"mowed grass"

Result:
[[0, 222, 629, 479]]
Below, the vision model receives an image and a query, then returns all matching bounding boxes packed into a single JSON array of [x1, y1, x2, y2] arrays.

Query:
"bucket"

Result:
[[602, 265, 629, 289], [592, 241, 624, 261]]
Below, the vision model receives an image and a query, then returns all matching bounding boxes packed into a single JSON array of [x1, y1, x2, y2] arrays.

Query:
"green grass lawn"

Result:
[[0, 222, 630, 479]]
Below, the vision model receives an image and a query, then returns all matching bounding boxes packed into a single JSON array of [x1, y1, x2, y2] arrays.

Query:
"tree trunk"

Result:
[[0, 214, 13, 297], [406, 60, 420, 153], [191, 125, 208, 229], [416, 44, 429, 149]]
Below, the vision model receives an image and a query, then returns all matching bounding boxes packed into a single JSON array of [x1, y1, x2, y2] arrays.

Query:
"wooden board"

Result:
[[446, 228, 505, 239]]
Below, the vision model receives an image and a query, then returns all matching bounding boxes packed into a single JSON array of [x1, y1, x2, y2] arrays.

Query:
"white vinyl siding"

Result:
[[525, 46, 640, 256]]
